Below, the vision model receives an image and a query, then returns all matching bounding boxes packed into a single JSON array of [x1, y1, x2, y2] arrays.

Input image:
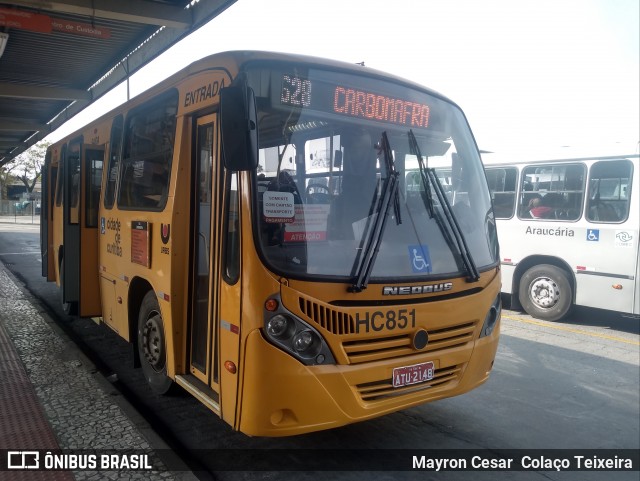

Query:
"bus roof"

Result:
[[49, 50, 463, 149], [214, 50, 456, 103]]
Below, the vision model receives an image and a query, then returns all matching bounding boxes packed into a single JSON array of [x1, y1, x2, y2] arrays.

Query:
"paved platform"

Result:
[[0, 263, 192, 480]]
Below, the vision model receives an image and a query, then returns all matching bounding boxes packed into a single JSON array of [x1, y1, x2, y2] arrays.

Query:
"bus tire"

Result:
[[59, 263, 78, 316], [518, 264, 572, 321], [137, 291, 174, 394]]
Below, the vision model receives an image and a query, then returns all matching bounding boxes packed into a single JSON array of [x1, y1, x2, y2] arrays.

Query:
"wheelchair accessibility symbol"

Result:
[[586, 229, 600, 242], [408, 245, 432, 273]]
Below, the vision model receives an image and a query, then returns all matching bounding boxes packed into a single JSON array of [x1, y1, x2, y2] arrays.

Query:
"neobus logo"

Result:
[[382, 283, 453, 296]]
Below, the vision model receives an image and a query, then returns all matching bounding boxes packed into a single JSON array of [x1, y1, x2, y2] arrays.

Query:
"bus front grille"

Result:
[[342, 321, 477, 364], [297, 297, 477, 364], [299, 297, 356, 335], [355, 364, 462, 402]]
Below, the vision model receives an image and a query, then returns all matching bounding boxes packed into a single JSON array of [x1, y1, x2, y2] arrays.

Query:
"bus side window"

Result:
[[520, 192, 539, 218], [118, 91, 177, 210], [519, 163, 585, 221], [104, 115, 123, 209], [587, 160, 632, 223], [86, 154, 103, 227], [55, 145, 67, 207], [223, 172, 240, 284], [486, 167, 517, 218], [50, 166, 58, 220], [67, 141, 81, 225]]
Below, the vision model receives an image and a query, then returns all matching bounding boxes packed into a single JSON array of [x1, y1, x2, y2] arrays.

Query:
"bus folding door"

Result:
[[62, 142, 103, 317]]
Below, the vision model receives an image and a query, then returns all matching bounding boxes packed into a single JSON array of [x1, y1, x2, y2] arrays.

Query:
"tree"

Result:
[[0, 163, 17, 200], [8, 141, 50, 195]]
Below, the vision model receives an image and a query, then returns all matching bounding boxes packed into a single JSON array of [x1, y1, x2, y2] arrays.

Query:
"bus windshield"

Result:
[[247, 63, 498, 281]]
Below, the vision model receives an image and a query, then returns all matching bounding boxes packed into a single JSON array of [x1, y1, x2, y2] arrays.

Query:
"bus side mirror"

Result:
[[220, 85, 258, 171]]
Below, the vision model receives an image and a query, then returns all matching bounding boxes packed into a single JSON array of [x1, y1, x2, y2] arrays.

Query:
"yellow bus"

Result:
[[40, 51, 501, 436]]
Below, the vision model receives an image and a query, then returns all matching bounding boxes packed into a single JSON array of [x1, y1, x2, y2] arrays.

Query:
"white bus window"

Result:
[[519, 163, 585, 220], [486, 167, 517, 218], [586, 159, 632, 223]]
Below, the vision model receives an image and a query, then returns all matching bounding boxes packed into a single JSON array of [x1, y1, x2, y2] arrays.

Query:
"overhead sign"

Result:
[[51, 18, 111, 39], [0, 8, 52, 33], [0, 7, 111, 38]]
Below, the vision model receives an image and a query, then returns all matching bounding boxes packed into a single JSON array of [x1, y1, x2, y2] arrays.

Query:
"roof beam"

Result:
[[0, 141, 23, 148], [0, 82, 91, 101], [7, 0, 192, 29], [0, 119, 48, 131]]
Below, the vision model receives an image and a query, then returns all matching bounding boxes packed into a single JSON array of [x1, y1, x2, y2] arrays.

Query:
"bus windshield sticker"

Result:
[[408, 244, 432, 273], [263, 191, 295, 223], [284, 204, 329, 242]]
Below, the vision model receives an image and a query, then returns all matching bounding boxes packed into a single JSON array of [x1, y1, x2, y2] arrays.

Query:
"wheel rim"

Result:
[[528, 276, 560, 309], [142, 311, 165, 372]]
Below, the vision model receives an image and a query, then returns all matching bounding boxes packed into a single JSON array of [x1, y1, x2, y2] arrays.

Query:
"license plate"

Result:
[[392, 361, 435, 388]]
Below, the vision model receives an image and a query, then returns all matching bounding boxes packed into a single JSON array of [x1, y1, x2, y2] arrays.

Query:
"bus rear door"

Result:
[[61, 139, 103, 317], [41, 151, 55, 280]]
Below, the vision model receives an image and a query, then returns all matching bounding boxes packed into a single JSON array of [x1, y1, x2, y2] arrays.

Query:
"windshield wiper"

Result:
[[350, 132, 401, 292], [408, 130, 480, 282]]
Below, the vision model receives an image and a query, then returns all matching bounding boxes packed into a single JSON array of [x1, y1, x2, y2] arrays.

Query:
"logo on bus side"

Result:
[[103, 217, 123, 257], [615, 230, 634, 248], [161, 224, 170, 244], [160, 223, 170, 255], [525, 226, 575, 237]]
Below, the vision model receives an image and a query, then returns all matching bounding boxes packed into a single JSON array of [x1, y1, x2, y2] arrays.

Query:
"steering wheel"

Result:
[[306, 184, 331, 204]]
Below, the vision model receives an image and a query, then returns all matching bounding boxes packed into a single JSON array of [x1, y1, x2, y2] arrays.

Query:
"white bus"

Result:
[[484, 154, 639, 321]]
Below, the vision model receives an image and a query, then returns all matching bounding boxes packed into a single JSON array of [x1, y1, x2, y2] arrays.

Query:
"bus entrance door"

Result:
[[61, 140, 103, 317], [188, 115, 222, 402]]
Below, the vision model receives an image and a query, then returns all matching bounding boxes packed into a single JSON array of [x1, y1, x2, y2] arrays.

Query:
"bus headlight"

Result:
[[480, 295, 501, 338], [267, 314, 295, 340], [292, 330, 323, 359], [293, 330, 314, 351], [263, 296, 336, 366]]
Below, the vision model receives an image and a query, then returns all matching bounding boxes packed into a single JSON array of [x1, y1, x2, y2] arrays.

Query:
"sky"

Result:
[[46, 0, 640, 160]]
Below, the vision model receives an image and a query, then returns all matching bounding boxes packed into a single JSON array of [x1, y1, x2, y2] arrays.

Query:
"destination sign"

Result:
[[279, 74, 431, 129]]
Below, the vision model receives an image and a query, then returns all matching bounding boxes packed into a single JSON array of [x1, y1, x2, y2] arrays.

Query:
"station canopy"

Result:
[[0, 0, 237, 166]]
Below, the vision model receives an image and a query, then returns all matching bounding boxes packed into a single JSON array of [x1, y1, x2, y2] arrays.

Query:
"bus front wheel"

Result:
[[518, 264, 572, 321], [137, 291, 174, 394]]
